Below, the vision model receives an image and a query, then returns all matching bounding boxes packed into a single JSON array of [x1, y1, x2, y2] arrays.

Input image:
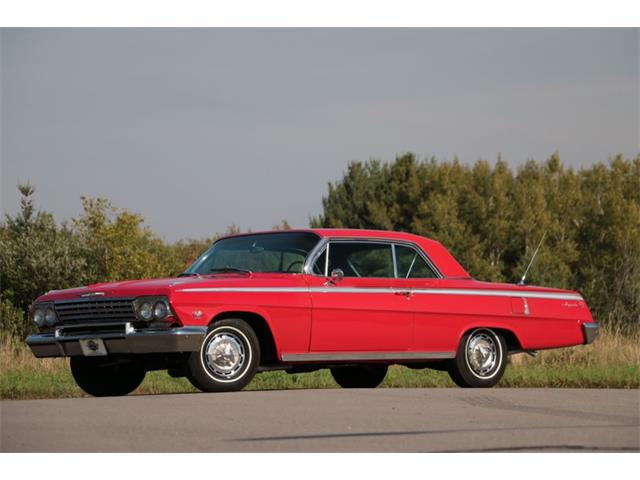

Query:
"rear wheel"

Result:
[[70, 356, 146, 397], [330, 364, 388, 388], [448, 328, 507, 388], [186, 319, 260, 392]]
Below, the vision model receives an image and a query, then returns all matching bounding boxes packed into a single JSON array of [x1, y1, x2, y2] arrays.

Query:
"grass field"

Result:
[[1, 325, 638, 400]]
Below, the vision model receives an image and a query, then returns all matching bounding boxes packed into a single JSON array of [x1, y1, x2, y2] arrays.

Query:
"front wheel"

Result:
[[186, 319, 260, 392], [70, 356, 146, 397], [448, 328, 507, 388], [331, 364, 388, 388]]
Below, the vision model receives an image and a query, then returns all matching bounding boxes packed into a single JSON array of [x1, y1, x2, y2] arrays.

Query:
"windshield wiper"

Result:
[[177, 272, 200, 278], [208, 267, 252, 275]]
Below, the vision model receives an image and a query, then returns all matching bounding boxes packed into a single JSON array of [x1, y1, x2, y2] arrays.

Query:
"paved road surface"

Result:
[[1, 389, 638, 452]]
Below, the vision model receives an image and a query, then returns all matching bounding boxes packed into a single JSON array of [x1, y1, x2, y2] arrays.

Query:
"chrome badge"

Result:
[[80, 292, 105, 297]]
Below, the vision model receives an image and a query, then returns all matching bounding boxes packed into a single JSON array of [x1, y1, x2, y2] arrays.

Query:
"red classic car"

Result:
[[27, 229, 598, 396]]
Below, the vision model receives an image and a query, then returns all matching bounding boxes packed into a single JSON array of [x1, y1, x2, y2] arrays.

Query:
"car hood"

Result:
[[35, 273, 299, 303]]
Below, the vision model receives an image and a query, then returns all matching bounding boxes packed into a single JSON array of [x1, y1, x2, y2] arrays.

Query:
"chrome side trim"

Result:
[[180, 287, 311, 293], [409, 288, 583, 301], [177, 286, 583, 301], [281, 351, 455, 362]]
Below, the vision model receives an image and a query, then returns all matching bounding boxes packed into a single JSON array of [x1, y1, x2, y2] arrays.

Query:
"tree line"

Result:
[[1, 153, 638, 337], [312, 153, 639, 329]]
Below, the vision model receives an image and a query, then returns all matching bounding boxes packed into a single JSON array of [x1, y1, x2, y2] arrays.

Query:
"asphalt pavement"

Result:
[[1, 388, 638, 452]]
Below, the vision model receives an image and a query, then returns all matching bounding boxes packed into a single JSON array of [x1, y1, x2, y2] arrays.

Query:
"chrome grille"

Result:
[[54, 298, 136, 324]]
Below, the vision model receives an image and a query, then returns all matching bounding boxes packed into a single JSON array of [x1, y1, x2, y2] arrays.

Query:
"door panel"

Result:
[[305, 277, 413, 352]]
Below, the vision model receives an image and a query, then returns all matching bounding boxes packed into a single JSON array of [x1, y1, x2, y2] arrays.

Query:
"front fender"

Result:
[[170, 297, 312, 358]]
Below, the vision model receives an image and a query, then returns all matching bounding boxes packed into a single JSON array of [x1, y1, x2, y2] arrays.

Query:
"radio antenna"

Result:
[[517, 231, 546, 286]]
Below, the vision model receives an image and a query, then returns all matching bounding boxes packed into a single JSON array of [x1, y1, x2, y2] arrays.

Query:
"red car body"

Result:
[[27, 229, 598, 394]]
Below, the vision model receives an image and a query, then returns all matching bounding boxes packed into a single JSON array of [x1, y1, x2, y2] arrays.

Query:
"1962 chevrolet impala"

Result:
[[27, 229, 598, 396]]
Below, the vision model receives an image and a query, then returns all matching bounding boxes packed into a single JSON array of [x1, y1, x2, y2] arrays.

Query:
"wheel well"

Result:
[[210, 311, 278, 366], [494, 328, 522, 352], [464, 327, 522, 353]]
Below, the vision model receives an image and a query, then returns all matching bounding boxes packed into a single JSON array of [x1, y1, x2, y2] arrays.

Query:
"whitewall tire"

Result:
[[186, 319, 260, 392], [448, 328, 507, 388]]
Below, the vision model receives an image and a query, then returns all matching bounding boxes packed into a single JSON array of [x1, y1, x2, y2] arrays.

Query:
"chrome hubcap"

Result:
[[204, 332, 246, 378], [467, 333, 498, 377]]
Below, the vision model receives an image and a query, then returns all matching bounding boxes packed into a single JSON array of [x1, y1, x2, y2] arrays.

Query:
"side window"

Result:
[[328, 242, 394, 278], [312, 248, 327, 275], [395, 245, 437, 278]]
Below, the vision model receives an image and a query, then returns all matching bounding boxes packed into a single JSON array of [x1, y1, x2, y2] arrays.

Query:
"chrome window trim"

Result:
[[324, 242, 329, 276], [303, 237, 443, 279], [394, 242, 440, 279], [303, 237, 329, 275], [391, 244, 398, 278]]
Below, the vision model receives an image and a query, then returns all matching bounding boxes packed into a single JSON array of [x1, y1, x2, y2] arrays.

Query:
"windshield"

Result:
[[185, 232, 321, 275]]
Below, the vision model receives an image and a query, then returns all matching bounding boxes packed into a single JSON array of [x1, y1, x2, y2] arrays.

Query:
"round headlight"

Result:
[[153, 301, 168, 320], [44, 308, 58, 326], [139, 301, 154, 320], [33, 308, 45, 327]]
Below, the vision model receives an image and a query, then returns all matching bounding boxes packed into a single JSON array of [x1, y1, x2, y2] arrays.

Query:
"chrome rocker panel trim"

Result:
[[26, 325, 208, 358], [281, 351, 455, 363], [582, 322, 599, 345]]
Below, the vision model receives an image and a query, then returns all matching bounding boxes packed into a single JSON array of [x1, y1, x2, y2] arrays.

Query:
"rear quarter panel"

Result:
[[410, 279, 590, 352]]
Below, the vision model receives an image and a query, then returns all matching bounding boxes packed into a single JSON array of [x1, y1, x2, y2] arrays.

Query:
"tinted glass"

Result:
[[395, 244, 437, 278], [187, 232, 320, 274], [328, 242, 394, 278]]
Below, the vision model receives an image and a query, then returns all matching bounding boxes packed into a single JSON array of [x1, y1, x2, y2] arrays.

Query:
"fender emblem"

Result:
[[80, 292, 105, 297], [193, 310, 203, 319], [523, 298, 530, 315], [561, 301, 579, 308]]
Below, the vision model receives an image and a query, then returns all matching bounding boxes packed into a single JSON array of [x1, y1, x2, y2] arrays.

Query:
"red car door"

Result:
[[305, 241, 413, 353]]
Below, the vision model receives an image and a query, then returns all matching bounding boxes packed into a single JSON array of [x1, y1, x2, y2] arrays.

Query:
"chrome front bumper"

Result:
[[582, 322, 599, 345], [26, 324, 207, 358]]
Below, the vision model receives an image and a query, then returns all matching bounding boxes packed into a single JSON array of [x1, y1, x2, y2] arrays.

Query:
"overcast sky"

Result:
[[1, 28, 638, 241]]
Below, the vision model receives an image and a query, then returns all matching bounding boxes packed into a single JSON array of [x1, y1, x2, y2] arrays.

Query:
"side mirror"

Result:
[[328, 268, 344, 284]]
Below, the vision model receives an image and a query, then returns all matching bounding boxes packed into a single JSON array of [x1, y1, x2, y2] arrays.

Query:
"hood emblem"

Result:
[[80, 292, 105, 297]]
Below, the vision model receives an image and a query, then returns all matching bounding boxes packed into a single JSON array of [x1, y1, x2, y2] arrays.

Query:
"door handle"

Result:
[[394, 290, 412, 298]]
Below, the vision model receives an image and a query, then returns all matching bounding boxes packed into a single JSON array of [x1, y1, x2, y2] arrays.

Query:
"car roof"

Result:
[[219, 228, 470, 278]]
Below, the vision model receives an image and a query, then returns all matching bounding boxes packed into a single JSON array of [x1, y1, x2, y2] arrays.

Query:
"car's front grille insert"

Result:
[[54, 298, 136, 324], [57, 323, 127, 337]]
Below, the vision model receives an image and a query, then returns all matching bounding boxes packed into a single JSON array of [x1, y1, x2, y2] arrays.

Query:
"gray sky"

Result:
[[1, 28, 638, 241]]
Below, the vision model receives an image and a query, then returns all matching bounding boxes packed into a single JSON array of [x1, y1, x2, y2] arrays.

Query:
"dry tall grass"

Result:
[[1, 324, 638, 399], [509, 324, 640, 367], [1, 333, 68, 375], [4, 325, 637, 374]]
